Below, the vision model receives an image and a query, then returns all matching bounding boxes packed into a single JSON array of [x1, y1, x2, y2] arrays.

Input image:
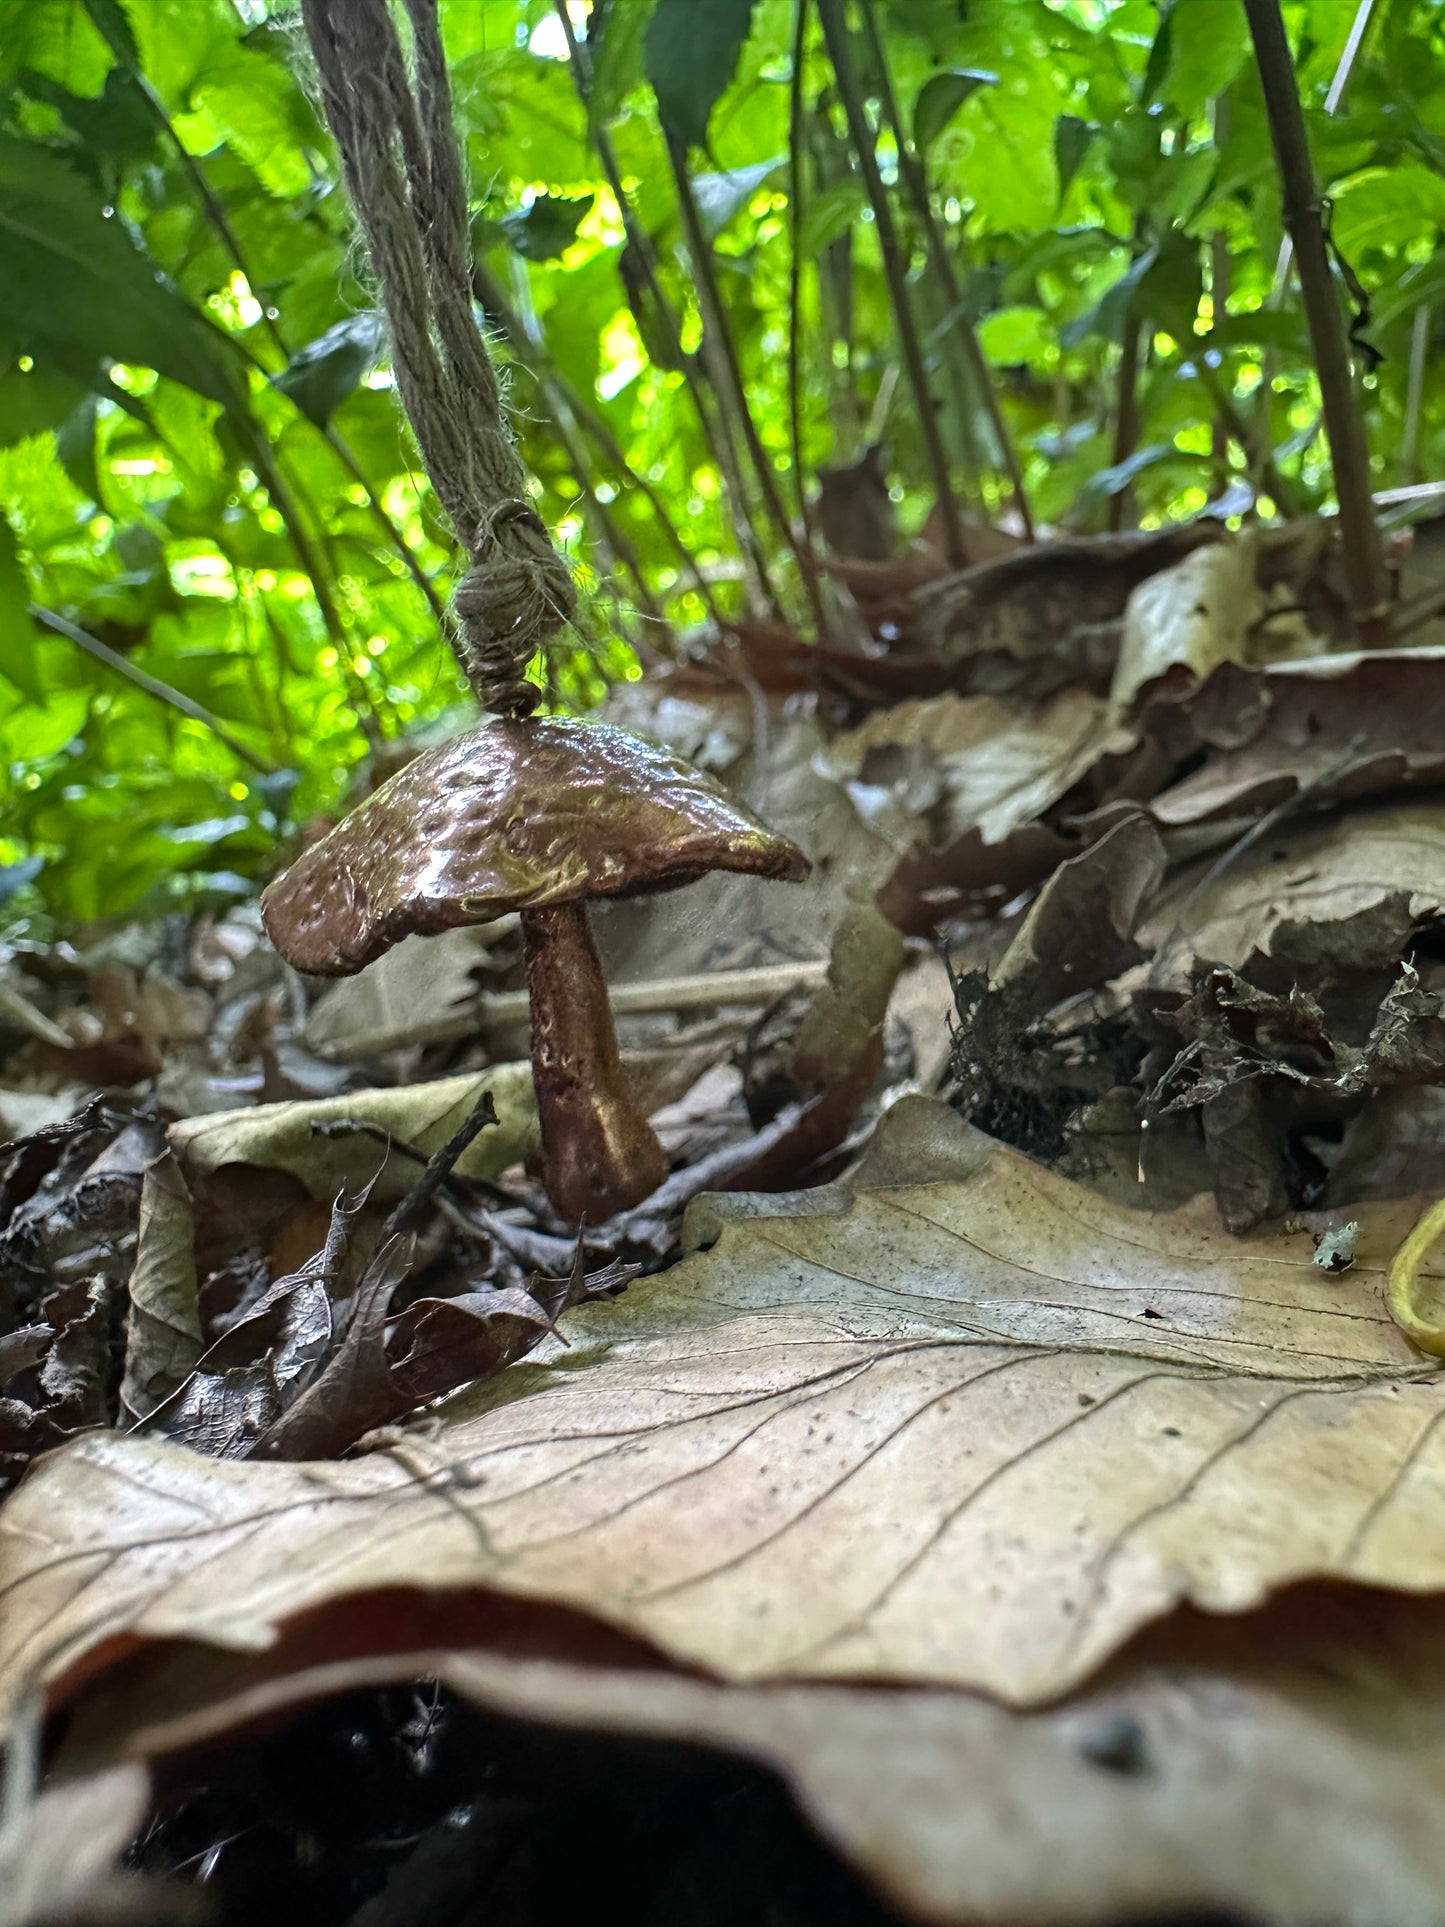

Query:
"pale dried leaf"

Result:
[[51, 1570, 1445, 1927], [169, 1066, 538, 1204], [304, 924, 509, 1060], [0, 1762, 150, 1927], [1143, 800, 1445, 985], [4, 1100, 1445, 1717], [822, 688, 1127, 853], [1109, 536, 1259, 711], [120, 1153, 202, 1422]]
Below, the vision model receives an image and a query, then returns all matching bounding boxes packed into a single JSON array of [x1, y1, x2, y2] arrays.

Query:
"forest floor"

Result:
[[6, 504, 1445, 1923]]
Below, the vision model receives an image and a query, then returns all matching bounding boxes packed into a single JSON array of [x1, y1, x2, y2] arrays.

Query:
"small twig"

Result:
[[666, 139, 832, 639], [1268, 0, 1378, 297], [1402, 304, 1430, 486], [1245, 0, 1391, 644], [1107, 222, 1144, 535], [606, 1100, 809, 1239], [385, 1088, 499, 1239], [30, 605, 276, 772]]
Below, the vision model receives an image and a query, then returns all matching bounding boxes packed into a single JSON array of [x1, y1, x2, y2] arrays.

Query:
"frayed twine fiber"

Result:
[[299, 0, 574, 716]]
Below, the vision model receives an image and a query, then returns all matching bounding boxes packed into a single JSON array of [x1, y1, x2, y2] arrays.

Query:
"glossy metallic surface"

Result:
[[262, 719, 810, 976], [523, 901, 668, 1222]]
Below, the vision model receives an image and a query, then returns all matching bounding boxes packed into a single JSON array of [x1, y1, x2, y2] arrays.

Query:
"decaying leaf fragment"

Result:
[[40, 1589, 1445, 1927], [4, 1098, 1445, 1721]]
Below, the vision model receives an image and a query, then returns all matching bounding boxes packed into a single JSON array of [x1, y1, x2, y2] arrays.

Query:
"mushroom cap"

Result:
[[262, 718, 811, 976]]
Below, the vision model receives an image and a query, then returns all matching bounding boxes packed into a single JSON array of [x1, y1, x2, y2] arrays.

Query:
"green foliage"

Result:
[[0, 0, 1442, 934], [644, 0, 761, 149], [912, 68, 999, 155]]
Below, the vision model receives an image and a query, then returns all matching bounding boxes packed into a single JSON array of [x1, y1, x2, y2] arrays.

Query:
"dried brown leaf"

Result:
[[119, 1153, 202, 1422], [42, 1575, 1445, 1927], [1142, 799, 1445, 986], [0, 1761, 150, 1927], [4, 1100, 1445, 1721]]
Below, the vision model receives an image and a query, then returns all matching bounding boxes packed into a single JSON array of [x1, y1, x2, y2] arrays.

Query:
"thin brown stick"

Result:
[[1106, 313, 1142, 533], [816, 0, 963, 566], [665, 138, 832, 638], [32, 605, 276, 773], [1244, 0, 1390, 643], [787, 0, 813, 538], [472, 260, 720, 621]]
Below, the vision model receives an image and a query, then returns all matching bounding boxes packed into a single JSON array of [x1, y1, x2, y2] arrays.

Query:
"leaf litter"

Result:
[[7, 520, 1445, 1917]]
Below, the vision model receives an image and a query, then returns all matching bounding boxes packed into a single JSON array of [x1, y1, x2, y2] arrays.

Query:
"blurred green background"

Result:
[[0, 0, 1440, 929]]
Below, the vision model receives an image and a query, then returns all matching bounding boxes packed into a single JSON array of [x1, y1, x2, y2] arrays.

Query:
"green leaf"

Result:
[[0, 512, 44, 704], [644, 0, 760, 150], [1368, 250, 1445, 338], [0, 691, 90, 764], [589, 0, 655, 126], [271, 313, 384, 428], [0, 361, 91, 449], [799, 178, 867, 256], [691, 158, 783, 239], [0, 135, 243, 406], [1159, 0, 1248, 115], [1079, 441, 1179, 501], [78, 0, 139, 67], [1054, 115, 1096, 200], [54, 392, 101, 504], [497, 192, 597, 262], [913, 69, 999, 155], [1061, 232, 1202, 347], [2, 0, 114, 96]]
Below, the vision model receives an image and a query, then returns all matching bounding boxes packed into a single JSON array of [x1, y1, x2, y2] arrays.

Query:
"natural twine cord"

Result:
[[299, 0, 575, 716]]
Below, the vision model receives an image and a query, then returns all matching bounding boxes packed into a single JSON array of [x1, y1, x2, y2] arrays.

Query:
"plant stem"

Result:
[[1107, 313, 1142, 532], [32, 605, 276, 773], [1196, 363, 1300, 515], [816, 0, 964, 566], [110, 34, 447, 630], [787, 0, 813, 539], [856, 0, 1034, 538], [665, 136, 832, 638], [1402, 304, 1430, 486], [554, 0, 782, 616], [1244, 0, 1390, 643], [1209, 93, 1233, 491], [471, 260, 721, 622]]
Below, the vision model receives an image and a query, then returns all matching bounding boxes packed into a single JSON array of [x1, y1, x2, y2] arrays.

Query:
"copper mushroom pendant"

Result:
[[261, 720, 809, 1223]]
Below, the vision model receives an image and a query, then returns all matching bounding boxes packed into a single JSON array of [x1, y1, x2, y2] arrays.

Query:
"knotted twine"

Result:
[[299, 0, 575, 717]]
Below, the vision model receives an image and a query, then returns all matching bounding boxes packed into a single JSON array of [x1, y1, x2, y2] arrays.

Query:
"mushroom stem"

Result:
[[521, 902, 670, 1223]]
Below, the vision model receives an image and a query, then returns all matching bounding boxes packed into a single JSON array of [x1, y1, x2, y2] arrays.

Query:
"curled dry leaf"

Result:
[[5, 1100, 1445, 1720], [1130, 647, 1445, 832], [119, 1151, 202, 1422], [1107, 535, 1258, 712], [0, 1761, 150, 1927], [910, 523, 1222, 674], [1141, 799, 1445, 988], [823, 688, 1130, 933], [169, 1066, 538, 1206], [38, 1589, 1445, 1927]]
